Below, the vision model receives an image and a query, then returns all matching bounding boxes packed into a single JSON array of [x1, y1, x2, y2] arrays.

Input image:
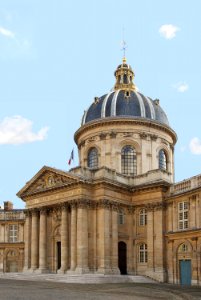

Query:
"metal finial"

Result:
[[121, 27, 127, 60]]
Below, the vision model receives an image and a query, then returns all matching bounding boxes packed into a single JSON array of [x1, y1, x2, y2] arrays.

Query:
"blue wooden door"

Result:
[[180, 260, 191, 285]]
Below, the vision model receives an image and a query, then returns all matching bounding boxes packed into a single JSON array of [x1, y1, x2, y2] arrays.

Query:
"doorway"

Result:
[[118, 241, 127, 275], [180, 260, 191, 285], [57, 241, 61, 270]]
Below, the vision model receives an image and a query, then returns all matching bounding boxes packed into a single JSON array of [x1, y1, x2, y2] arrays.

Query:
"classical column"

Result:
[[58, 205, 68, 273], [38, 209, 47, 273], [111, 208, 120, 274], [23, 211, 31, 271], [31, 210, 39, 271], [70, 204, 77, 271], [97, 201, 111, 274], [75, 202, 89, 273]]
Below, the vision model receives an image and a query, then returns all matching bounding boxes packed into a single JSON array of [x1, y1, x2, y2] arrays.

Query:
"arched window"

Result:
[[159, 149, 167, 170], [179, 243, 188, 252], [121, 145, 137, 175], [87, 147, 98, 169], [139, 209, 147, 226], [139, 243, 147, 263], [118, 209, 125, 225]]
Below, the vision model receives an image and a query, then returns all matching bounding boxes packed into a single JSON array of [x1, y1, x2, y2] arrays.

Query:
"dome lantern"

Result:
[[114, 57, 136, 92]]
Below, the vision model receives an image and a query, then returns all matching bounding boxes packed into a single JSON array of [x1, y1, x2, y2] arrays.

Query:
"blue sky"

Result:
[[0, 0, 201, 208]]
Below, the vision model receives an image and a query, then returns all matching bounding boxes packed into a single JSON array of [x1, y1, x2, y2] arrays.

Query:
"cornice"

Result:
[[25, 198, 135, 213], [165, 228, 201, 239], [74, 117, 177, 145]]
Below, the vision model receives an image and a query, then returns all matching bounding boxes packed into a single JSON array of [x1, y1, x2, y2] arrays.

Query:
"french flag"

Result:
[[68, 149, 74, 165]]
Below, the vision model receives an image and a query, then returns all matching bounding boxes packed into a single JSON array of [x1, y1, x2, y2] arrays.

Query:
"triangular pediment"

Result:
[[17, 166, 82, 199]]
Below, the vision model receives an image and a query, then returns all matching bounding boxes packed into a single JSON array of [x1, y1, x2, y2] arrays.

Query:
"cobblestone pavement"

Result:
[[0, 279, 201, 300]]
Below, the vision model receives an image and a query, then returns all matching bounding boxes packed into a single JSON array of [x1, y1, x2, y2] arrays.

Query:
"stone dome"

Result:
[[82, 58, 169, 127]]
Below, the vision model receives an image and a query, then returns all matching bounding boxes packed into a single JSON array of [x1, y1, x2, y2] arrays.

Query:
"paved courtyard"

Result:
[[0, 278, 201, 300]]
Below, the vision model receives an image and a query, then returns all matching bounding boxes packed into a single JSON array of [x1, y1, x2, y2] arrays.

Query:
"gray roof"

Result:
[[82, 90, 169, 126]]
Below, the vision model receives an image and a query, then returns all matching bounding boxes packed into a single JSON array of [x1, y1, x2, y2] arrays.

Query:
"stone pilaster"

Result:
[[127, 207, 135, 274], [70, 204, 77, 271], [147, 204, 166, 282], [58, 205, 68, 273], [146, 208, 154, 276], [75, 202, 89, 273], [0, 249, 3, 272], [38, 209, 47, 273], [30, 210, 39, 271], [111, 208, 120, 274]]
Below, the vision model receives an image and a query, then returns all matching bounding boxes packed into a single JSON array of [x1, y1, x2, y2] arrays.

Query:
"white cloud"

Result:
[[0, 116, 49, 145], [0, 26, 15, 38], [177, 83, 189, 92], [172, 82, 189, 93], [159, 24, 180, 39], [189, 137, 201, 155]]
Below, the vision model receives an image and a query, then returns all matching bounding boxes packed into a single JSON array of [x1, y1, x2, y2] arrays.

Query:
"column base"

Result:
[[97, 267, 114, 275], [26, 268, 37, 273], [23, 267, 30, 273], [35, 268, 49, 274], [111, 267, 120, 275], [57, 268, 67, 274], [75, 267, 90, 274]]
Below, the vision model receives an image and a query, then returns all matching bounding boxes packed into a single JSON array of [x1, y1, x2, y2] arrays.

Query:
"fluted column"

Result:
[[58, 205, 68, 273], [70, 204, 77, 271], [75, 202, 89, 273], [111, 208, 120, 274], [38, 209, 47, 273], [23, 211, 31, 271], [31, 210, 39, 271]]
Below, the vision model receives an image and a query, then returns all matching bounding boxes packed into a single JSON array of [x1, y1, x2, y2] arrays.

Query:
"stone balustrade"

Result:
[[0, 210, 25, 220], [170, 174, 201, 195], [70, 166, 172, 186]]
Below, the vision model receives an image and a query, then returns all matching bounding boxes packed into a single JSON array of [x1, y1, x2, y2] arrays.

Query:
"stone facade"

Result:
[[0, 202, 25, 272], [1, 58, 201, 285]]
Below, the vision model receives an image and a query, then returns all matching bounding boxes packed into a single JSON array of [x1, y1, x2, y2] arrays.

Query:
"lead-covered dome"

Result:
[[82, 58, 169, 126]]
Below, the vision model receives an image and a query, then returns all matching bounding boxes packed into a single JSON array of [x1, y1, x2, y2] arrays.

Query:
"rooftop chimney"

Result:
[[4, 201, 13, 211]]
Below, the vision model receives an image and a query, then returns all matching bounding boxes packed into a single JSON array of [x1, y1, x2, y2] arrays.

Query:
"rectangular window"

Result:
[[178, 202, 188, 230], [118, 211, 124, 225], [9, 224, 18, 242], [139, 209, 147, 226]]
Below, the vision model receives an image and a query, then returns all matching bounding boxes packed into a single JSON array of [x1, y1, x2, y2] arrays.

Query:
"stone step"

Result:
[[0, 273, 156, 284]]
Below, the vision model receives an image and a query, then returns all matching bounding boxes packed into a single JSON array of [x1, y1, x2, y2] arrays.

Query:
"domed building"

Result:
[[6, 57, 201, 285]]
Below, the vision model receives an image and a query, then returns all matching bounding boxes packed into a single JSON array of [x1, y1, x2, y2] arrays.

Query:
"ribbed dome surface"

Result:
[[82, 90, 169, 126]]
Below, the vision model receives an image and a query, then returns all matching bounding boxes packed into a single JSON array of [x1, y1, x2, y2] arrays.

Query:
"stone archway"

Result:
[[118, 241, 127, 275], [6, 249, 18, 272], [177, 241, 193, 285]]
